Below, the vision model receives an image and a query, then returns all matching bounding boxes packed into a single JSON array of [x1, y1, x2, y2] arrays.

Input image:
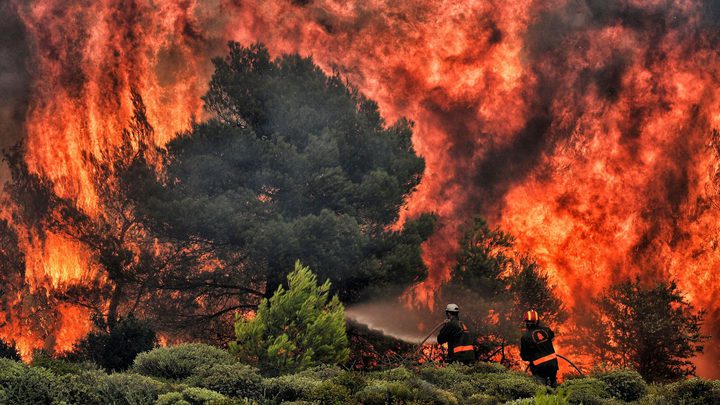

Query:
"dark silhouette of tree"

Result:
[[576, 279, 706, 383], [135, 42, 433, 301], [71, 314, 156, 371]]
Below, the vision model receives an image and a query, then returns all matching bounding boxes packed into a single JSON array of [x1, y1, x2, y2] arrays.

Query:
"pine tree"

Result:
[[230, 261, 349, 374], [577, 279, 706, 382]]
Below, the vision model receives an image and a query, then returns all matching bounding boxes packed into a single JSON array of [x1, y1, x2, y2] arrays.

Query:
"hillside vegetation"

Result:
[[1, 349, 719, 404]]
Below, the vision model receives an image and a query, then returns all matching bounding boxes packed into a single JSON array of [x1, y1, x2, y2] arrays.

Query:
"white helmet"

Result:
[[445, 303, 460, 313]]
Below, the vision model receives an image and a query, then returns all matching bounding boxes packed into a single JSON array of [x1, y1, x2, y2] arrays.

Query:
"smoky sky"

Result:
[[0, 2, 30, 184]]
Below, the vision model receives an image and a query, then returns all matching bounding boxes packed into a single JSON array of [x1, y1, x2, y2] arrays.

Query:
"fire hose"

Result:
[[407, 321, 447, 360], [524, 354, 585, 376], [410, 322, 585, 377]]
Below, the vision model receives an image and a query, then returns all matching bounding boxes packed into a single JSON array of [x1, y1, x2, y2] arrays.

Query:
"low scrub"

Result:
[[0, 359, 56, 404], [133, 343, 235, 380], [2, 348, 720, 404], [188, 363, 262, 399], [156, 387, 227, 405], [596, 368, 647, 402], [96, 372, 165, 405], [559, 377, 612, 405], [664, 377, 720, 405]]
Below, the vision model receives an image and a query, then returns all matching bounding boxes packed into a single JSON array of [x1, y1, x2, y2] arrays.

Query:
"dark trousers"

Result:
[[532, 369, 558, 388]]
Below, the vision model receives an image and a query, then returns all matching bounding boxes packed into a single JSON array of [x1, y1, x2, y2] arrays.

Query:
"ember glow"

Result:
[[3, 0, 720, 376]]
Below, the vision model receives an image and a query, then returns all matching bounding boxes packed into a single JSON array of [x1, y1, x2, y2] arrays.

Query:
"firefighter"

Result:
[[437, 303, 476, 364], [520, 310, 558, 387]]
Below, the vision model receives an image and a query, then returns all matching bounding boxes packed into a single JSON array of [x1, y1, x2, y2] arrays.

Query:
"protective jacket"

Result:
[[520, 324, 559, 374], [437, 318, 476, 364]]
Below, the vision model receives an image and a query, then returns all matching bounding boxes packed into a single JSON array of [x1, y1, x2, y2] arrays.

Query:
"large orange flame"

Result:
[[4, 0, 720, 376]]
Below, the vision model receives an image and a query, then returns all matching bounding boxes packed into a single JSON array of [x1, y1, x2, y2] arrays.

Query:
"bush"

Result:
[[262, 374, 321, 402], [31, 350, 84, 375], [309, 380, 351, 404], [354, 378, 457, 405], [469, 361, 508, 374], [156, 392, 190, 405], [330, 368, 366, 392], [418, 363, 472, 388], [559, 377, 611, 405], [189, 363, 262, 399], [73, 315, 157, 372], [0, 360, 56, 404], [596, 368, 647, 401], [53, 369, 108, 405], [467, 393, 502, 404], [230, 261, 349, 374], [180, 387, 227, 404], [665, 377, 720, 405], [295, 364, 344, 380], [373, 366, 415, 381], [354, 380, 413, 405], [474, 372, 541, 402], [133, 343, 234, 380], [97, 372, 164, 405]]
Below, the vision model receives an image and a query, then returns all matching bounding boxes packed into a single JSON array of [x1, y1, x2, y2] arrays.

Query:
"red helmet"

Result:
[[524, 310, 539, 323]]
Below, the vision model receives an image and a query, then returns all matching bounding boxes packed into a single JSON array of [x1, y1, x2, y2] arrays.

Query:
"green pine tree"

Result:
[[230, 261, 349, 374]]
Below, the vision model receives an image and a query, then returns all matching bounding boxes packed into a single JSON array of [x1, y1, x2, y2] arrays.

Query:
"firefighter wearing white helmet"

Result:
[[436, 303, 476, 364]]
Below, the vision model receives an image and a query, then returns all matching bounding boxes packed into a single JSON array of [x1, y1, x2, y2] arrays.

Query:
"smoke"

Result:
[[0, 2, 30, 184]]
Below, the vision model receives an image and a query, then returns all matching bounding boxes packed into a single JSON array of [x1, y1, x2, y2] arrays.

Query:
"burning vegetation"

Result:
[[1, 0, 720, 387]]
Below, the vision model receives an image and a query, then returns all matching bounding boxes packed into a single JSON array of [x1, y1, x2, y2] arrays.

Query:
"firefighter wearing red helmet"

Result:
[[437, 303, 476, 364], [520, 310, 558, 387]]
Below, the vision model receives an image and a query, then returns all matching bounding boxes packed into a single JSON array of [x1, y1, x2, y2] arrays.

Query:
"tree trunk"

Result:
[[107, 281, 124, 329]]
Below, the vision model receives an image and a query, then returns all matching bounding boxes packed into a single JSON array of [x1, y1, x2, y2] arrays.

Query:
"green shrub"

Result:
[[53, 370, 108, 405], [474, 372, 540, 402], [596, 368, 647, 401], [262, 374, 321, 402], [466, 392, 501, 404], [504, 399, 535, 405], [354, 380, 413, 405], [330, 369, 366, 392], [0, 361, 56, 404], [156, 392, 190, 405], [97, 372, 164, 405], [559, 377, 611, 405], [637, 392, 669, 405], [133, 343, 234, 380], [189, 363, 262, 399], [533, 391, 570, 405], [448, 380, 477, 398], [309, 380, 351, 404], [418, 363, 471, 388], [230, 262, 349, 375], [354, 378, 457, 405], [373, 366, 414, 381], [295, 364, 344, 380], [469, 361, 508, 374], [665, 377, 720, 405], [181, 387, 227, 404], [73, 315, 157, 372], [31, 350, 84, 375]]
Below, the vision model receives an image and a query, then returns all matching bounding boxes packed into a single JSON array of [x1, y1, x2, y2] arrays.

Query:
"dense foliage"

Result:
[[1, 352, 717, 404], [231, 261, 349, 374], [71, 314, 157, 372], [136, 42, 432, 303], [573, 279, 706, 383]]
